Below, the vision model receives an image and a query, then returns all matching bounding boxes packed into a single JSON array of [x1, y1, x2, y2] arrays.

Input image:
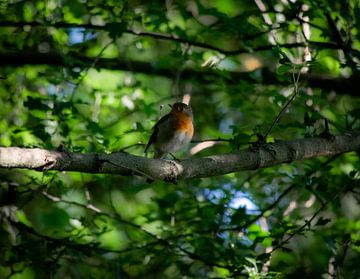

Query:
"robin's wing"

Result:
[[144, 113, 171, 153]]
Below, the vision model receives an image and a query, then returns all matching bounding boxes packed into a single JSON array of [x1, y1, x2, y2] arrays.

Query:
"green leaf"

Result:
[[315, 217, 331, 226], [349, 170, 358, 178], [354, 3, 360, 29], [276, 64, 291, 75], [230, 207, 247, 225], [24, 96, 49, 111], [106, 22, 128, 39], [272, 46, 292, 64]]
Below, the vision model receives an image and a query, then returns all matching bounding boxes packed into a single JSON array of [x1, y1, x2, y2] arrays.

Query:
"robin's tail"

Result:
[[144, 142, 151, 154]]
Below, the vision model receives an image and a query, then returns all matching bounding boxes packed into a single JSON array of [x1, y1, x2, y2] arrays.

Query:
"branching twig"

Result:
[[221, 184, 296, 233], [323, 10, 359, 74], [69, 39, 114, 101], [266, 181, 349, 256], [263, 66, 302, 141], [37, 189, 234, 270]]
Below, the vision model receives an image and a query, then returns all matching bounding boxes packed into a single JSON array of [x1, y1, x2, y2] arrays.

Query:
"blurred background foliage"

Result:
[[0, 0, 360, 278]]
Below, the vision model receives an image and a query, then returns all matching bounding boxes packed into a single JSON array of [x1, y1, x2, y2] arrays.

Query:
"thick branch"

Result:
[[0, 132, 359, 180], [1, 52, 359, 96]]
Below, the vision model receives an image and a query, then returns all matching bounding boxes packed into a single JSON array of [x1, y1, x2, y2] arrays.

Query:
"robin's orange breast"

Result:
[[174, 114, 194, 138]]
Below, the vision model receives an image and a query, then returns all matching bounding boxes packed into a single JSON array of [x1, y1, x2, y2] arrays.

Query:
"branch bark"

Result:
[[0, 132, 359, 181]]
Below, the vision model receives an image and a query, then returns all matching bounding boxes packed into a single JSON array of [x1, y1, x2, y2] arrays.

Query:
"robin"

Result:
[[145, 102, 194, 159]]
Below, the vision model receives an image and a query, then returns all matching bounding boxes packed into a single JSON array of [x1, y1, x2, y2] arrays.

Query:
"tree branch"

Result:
[[0, 132, 359, 181], [1, 20, 359, 56], [1, 52, 360, 96]]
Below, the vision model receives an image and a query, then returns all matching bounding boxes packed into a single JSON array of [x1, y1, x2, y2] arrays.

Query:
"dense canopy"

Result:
[[0, 0, 360, 278]]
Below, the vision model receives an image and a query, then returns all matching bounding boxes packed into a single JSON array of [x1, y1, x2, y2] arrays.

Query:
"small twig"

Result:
[[70, 39, 114, 101], [266, 181, 349, 256], [221, 183, 296, 232], [332, 236, 350, 278], [295, 16, 327, 33], [263, 66, 301, 141], [323, 10, 358, 74], [220, 154, 340, 233], [268, 201, 327, 254]]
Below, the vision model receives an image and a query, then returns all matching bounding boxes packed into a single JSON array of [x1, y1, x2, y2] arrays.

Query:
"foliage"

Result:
[[0, 0, 360, 278]]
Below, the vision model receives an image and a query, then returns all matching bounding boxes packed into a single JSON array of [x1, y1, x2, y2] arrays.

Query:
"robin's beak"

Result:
[[168, 104, 172, 108]]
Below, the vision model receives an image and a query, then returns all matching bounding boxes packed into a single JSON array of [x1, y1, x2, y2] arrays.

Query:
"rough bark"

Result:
[[0, 132, 359, 181]]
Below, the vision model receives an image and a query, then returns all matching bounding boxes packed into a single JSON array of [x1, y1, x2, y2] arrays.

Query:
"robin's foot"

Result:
[[169, 153, 178, 160], [250, 134, 277, 159], [319, 119, 335, 141], [250, 133, 266, 151]]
